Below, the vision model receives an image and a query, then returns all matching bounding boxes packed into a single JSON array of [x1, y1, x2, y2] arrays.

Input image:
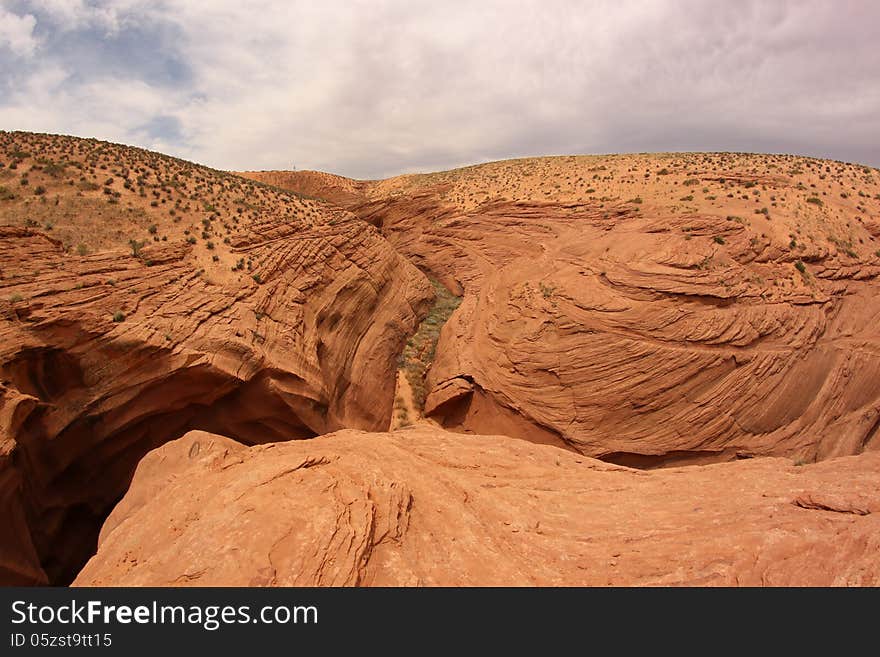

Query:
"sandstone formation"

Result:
[[0, 133, 433, 584], [245, 155, 880, 465], [3, 132, 879, 588], [74, 427, 880, 586]]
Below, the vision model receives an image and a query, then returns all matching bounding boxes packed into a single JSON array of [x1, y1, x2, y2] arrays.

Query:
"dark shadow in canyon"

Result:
[[3, 346, 322, 585]]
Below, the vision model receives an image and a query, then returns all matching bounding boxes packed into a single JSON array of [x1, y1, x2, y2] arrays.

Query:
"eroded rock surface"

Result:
[[0, 134, 433, 584], [246, 155, 880, 464], [4, 138, 879, 587], [74, 427, 880, 587]]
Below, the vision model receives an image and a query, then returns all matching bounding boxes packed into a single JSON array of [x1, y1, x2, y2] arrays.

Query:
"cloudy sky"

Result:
[[1, 1, 878, 178]]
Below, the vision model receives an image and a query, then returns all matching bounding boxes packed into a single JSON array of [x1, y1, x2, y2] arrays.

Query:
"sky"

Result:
[[0, 0, 878, 179]]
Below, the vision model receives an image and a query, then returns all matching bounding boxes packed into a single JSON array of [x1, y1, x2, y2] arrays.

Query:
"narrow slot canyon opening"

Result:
[[390, 275, 462, 430], [5, 362, 321, 586]]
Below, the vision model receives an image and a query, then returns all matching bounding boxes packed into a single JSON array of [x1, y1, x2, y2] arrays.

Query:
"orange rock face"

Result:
[[248, 155, 880, 465], [74, 427, 880, 586], [0, 134, 432, 584], [3, 135, 879, 587]]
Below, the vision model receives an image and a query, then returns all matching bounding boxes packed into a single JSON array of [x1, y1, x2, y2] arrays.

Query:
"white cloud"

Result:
[[1, 0, 879, 176], [0, 7, 37, 57]]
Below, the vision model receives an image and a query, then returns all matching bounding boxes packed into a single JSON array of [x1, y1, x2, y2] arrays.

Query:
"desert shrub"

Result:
[[398, 278, 462, 412], [129, 239, 145, 256], [112, 311, 125, 322], [713, 236, 725, 245], [42, 162, 67, 177], [806, 197, 823, 206]]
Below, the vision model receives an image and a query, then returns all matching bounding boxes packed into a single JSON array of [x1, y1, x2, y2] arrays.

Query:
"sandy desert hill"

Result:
[[2, 131, 879, 586]]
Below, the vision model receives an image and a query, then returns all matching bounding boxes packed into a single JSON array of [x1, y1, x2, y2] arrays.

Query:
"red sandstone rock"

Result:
[[248, 155, 880, 465], [0, 133, 433, 584], [74, 427, 880, 587], [3, 135, 879, 588]]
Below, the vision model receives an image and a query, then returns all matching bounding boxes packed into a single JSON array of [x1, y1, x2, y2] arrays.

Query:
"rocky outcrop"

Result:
[[74, 426, 880, 586], [414, 199, 880, 464], [5, 138, 880, 587], [271, 156, 880, 465], [0, 134, 433, 584]]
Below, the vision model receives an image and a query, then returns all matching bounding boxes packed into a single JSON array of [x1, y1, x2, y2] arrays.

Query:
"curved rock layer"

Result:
[[0, 133, 433, 584], [247, 155, 880, 464], [74, 427, 880, 587]]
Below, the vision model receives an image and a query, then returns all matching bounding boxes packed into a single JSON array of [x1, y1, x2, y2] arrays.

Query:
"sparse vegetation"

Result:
[[398, 277, 462, 412]]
